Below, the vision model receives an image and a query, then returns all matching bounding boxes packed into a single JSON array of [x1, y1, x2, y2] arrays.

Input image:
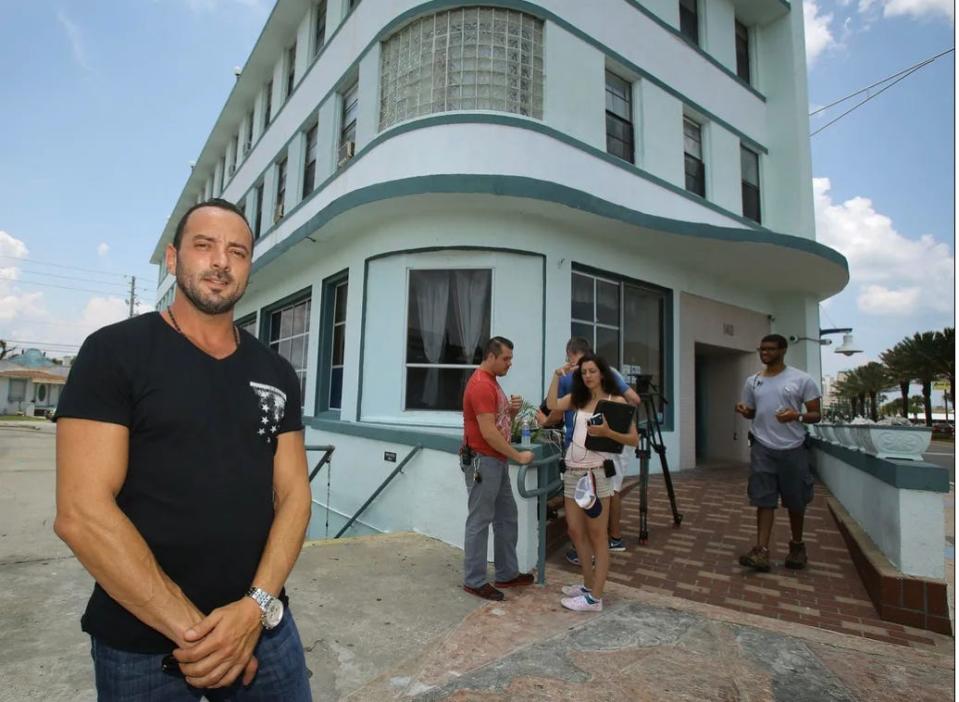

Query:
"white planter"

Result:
[[819, 424, 837, 443], [834, 425, 859, 450], [807, 424, 820, 440], [856, 425, 933, 461]]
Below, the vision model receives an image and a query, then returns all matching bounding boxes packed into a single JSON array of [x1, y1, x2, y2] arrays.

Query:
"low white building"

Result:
[[0, 349, 68, 416], [152, 1, 848, 562]]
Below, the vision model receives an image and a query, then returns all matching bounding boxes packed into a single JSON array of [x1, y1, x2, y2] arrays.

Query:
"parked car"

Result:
[[932, 422, 955, 437]]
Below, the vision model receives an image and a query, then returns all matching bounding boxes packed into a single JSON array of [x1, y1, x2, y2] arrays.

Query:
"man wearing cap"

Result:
[[461, 336, 535, 601], [735, 334, 821, 572]]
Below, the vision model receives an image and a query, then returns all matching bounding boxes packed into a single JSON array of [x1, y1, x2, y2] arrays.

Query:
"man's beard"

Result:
[[175, 261, 246, 315]]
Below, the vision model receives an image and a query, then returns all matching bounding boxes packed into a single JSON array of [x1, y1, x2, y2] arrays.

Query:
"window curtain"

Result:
[[414, 271, 450, 405], [451, 271, 489, 364]]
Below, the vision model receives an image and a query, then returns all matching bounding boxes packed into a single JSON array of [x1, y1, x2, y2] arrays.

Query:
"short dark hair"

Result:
[[566, 337, 592, 356], [484, 336, 514, 358], [762, 333, 788, 349], [172, 198, 252, 250], [570, 353, 620, 408]]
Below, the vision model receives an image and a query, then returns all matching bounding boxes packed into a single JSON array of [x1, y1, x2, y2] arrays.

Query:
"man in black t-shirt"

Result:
[[55, 199, 313, 700]]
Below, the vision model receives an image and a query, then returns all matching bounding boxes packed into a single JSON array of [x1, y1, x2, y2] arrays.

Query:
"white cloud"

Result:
[[97, 242, 110, 257], [803, 1, 838, 65], [860, 0, 954, 22], [56, 10, 91, 72], [813, 177, 954, 316], [0, 230, 29, 259]]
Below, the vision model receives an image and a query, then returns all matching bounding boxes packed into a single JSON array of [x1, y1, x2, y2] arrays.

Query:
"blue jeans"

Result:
[[90, 611, 312, 701]]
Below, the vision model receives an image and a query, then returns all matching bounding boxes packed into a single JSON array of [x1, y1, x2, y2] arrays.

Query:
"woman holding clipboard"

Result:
[[547, 353, 638, 612]]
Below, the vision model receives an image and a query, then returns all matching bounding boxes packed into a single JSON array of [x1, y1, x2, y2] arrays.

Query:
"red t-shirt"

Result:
[[463, 368, 511, 461]]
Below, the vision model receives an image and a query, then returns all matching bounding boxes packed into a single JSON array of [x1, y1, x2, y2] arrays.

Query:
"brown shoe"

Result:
[[495, 573, 535, 588], [739, 546, 771, 572], [463, 583, 504, 601], [784, 541, 808, 570]]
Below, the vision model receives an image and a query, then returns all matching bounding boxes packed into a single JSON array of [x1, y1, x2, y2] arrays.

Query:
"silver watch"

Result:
[[246, 587, 284, 630]]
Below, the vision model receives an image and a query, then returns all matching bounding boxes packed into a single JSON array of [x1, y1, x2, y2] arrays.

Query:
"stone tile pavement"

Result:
[[549, 465, 953, 652]]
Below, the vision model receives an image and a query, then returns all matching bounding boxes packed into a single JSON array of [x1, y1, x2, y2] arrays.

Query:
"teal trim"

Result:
[[304, 415, 557, 457], [540, 256, 546, 403], [252, 113, 775, 252], [258, 285, 313, 343], [314, 269, 349, 414], [355, 246, 546, 420], [251, 174, 848, 278], [622, 0, 768, 102], [187, 0, 771, 234], [812, 439, 949, 493]]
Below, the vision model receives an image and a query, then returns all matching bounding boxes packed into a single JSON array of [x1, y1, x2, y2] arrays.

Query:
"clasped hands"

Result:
[[172, 596, 263, 689]]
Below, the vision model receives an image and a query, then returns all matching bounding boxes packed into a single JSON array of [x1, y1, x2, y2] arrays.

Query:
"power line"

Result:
[[2, 279, 136, 297], [13, 269, 132, 289], [810, 48, 953, 117], [0, 339, 81, 349], [0, 254, 155, 281], [810, 48, 954, 138]]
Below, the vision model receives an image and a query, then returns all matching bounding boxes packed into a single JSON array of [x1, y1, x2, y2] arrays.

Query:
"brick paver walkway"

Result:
[[549, 464, 952, 651]]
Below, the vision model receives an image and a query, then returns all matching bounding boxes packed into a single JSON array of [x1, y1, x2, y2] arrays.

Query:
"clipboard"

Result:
[[584, 400, 636, 454]]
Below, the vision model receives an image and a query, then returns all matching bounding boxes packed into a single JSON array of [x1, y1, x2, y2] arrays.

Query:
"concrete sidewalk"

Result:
[[1, 427, 953, 700]]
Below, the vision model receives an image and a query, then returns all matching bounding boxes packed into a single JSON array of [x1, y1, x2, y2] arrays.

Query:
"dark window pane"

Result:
[[683, 118, 702, 158], [332, 324, 345, 365], [742, 183, 761, 223], [269, 312, 281, 342], [571, 273, 593, 321], [405, 367, 474, 411], [292, 301, 307, 335], [278, 338, 292, 363], [740, 146, 759, 185], [329, 367, 343, 409], [290, 335, 306, 370], [571, 321, 593, 348], [684, 155, 705, 196], [407, 269, 490, 366], [596, 326, 620, 369], [735, 21, 750, 83], [279, 308, 293, 338], [596, 280, 619, 325], [679, 0, 698, 44], [334, 283, 348, 322], [623, 284, 663, 391], [303, 163, 315, 197]]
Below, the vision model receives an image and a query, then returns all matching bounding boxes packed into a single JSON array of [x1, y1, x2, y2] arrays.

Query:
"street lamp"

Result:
[[788, 328, 862, 357]]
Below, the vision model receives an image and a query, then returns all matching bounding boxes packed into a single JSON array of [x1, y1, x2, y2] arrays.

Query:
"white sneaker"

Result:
[[561, 594, 602, 612], [561, 584, 590, 597]]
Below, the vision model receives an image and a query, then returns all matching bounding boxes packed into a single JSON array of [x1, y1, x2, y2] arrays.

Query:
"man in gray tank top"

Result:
[[735, 334, 821, 572]]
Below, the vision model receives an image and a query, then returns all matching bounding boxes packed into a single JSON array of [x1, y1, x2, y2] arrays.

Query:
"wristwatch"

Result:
[[246, 587, 284, 630], [796, 413, 804, 423]]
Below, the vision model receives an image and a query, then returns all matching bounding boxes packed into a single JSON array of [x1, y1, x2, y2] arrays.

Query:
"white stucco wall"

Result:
[[814, 449, 946, 580]]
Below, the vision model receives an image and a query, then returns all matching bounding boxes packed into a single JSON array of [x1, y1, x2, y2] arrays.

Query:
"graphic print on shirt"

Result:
[[495, 387, 511, 443], [250, 381, 287, 443]]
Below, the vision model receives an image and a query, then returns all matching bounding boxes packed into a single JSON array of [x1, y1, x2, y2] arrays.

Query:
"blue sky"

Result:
[[0, 1, 953, 376]]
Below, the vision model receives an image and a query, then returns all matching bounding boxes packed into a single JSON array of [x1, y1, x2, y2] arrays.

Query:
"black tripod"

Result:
[[633, 376, 682, 543]]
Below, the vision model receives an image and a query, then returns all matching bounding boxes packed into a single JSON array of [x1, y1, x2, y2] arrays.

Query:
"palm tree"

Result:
[[900, 332, 940, 426], [934, 327, 954, 407], [880, 342, 914, 418], [833, 370, 866, 419], [857, 362, 890, 421]]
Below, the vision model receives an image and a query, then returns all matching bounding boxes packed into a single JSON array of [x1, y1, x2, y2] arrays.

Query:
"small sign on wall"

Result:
[[723, 323, 735, 337]]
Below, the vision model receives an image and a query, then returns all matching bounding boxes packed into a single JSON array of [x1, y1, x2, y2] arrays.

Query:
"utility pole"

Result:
[[126, 276, 138, 318]]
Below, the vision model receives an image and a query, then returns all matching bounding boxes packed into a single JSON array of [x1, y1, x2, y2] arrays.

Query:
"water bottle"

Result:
[[520, 418, 531, 447]]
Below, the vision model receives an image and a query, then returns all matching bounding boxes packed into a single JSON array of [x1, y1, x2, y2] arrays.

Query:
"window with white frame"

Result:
[[313, 1, 327, 57], [683, 116, 705, 197], [405, 269, 491, 411], [274, 156, 287, 223], [338, 81, 358, 164], [679, 0, 698, 45], [8, 378, 26, 403], [269, 296, 311, 401], [741, 145, 761, 223], [571, 269, 667, 402], [735, 21, 751, 83], [378, 7, 544, 131], [303, 123, 318, 197], [605, 71, 633, 163]]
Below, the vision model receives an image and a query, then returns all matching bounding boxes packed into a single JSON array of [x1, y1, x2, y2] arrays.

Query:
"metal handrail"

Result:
[[305, 444, 335, 483], [335, 445, 423, 539], [515, 447, 563, 585]]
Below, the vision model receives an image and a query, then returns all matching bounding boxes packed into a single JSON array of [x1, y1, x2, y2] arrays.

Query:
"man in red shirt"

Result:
[[461, 337, 535, 600]]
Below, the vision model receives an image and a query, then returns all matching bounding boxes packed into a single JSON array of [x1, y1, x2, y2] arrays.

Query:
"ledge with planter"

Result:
[[808, 423, 932, 461]]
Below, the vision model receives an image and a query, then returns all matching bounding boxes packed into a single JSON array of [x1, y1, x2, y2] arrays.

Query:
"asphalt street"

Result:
[[924, 439, 955, 483]]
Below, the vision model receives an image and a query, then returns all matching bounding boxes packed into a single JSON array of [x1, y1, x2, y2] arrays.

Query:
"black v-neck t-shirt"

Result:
[[56, 312, 303, 652]]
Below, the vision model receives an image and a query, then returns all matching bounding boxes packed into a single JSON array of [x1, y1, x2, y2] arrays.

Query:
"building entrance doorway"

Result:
[[694, 342, 752, 466]]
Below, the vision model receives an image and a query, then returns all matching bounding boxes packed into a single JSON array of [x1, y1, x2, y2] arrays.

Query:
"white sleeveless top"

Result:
[[564, 396, 613, 468]]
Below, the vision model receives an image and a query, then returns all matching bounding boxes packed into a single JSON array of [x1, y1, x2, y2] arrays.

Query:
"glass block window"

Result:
[[741, 145, 761, 223], [683, 117, 705, 197], [269, 296, 311, 402], [379, 7, 544, 131]]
